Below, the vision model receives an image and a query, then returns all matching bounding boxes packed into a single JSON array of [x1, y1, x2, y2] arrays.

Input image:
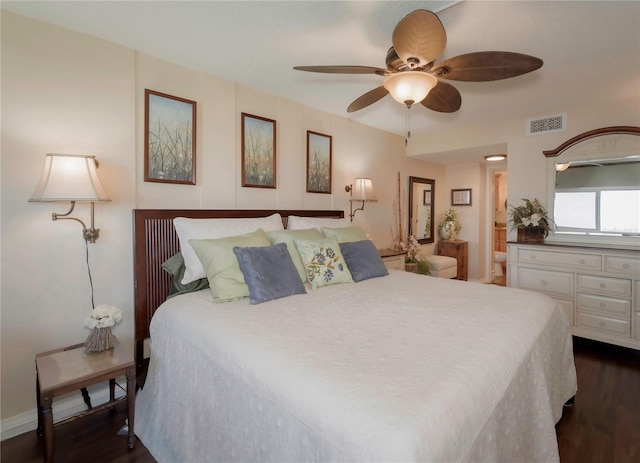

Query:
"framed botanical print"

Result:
[[241, 113, 276, 188], [306, 130, 332, 194], [144, 89, 196, 184]]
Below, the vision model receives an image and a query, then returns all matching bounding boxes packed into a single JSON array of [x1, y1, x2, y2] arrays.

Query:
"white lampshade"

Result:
[[30, 153, 110, 202], [350, 178, 377, 202], [383, 71, 438, 106]]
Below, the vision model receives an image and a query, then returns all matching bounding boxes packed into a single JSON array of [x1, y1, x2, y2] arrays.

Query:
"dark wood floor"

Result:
[[2, 337, 638, 462]]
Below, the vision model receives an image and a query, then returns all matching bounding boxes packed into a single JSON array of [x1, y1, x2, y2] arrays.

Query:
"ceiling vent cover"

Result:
[[526, 113, 567, 136]]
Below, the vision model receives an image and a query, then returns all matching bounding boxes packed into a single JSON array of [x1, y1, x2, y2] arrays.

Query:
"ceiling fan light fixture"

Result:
[[383, 71, 438, 107]]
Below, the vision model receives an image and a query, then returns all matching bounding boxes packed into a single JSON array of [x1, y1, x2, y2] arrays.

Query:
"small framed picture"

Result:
[[306, 130, 332, 194], [423, 190, 431, 206], [145, 89, 197, 184], [241, 113, 277, 188], [451, 188, 472, 206]]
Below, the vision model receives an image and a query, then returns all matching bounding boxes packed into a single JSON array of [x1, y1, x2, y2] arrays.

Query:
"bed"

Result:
[[133, 209, 577, 463]]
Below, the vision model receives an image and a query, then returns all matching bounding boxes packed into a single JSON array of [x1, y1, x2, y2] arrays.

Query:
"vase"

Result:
[[517, 227, 545, 244], [84, 327, 116, 353], [405, 262, 418, 273], [439, 221, 458, 241]]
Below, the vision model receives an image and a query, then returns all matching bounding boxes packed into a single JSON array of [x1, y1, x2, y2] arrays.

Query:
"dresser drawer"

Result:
[[517, 248, 601, 271], [577, 293, 631, 318], [576, 312, 631, 337], [381, 255, 405, 271], [604, 255, 640, 278], [577, 274, 631, 298], [518, 268, 573, 298]]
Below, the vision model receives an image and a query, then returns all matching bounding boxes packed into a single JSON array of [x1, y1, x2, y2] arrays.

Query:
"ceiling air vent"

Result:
[[526, 113, 567, 136]]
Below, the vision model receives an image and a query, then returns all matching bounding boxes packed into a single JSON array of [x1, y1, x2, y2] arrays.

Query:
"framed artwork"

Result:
[[451, 188, 472, 206], [306, 130, 332, 194], [423, 189, 432, 205], [144, 89, 196, 184], [241, 113, 277, 188]]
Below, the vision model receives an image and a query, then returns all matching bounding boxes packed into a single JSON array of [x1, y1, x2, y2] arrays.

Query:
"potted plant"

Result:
[[508, 198, 554, 243], [403, 235, 431, 274], [438, 208, 462, 240]]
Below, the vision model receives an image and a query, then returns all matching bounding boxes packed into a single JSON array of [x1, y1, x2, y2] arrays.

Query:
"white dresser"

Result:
[[508, 243, 640, 350]]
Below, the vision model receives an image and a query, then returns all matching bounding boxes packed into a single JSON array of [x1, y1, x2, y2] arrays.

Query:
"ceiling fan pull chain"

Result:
[[405, 106, 411, 146]]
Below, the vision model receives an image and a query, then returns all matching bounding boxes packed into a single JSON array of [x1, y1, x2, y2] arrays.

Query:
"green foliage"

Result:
[[416, 259, 431, 275], [508, 198, 554, 237]]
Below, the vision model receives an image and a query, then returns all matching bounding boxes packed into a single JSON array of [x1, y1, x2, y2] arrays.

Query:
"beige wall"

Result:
[[1, 12, 447, 434]]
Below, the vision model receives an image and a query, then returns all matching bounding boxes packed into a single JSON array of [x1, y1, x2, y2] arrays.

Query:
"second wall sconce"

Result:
[[345, 178, 377, 222]]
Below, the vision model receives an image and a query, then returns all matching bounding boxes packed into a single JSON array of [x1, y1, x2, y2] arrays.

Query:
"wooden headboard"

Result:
[[132, 209, 345, 372]]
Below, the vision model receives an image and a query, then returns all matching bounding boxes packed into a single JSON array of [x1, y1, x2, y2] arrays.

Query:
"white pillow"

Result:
[[287, 215, 351, 230], [174, 213, 284, 284]]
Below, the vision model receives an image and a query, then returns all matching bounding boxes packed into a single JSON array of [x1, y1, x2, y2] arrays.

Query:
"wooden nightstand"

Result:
[[378, 249, 406, 271], [438, 240, 468, 281], [35, 337, 135, 462]]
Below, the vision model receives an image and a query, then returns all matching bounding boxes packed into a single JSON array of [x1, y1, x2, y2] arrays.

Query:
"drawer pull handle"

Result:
[[623, 263, 629, 269], [540, 280, 548, 286], [600, 283, 606, 289], [599, 303, 606, 308], [579, 259, 585, 264], [599, 322, 606, 328]]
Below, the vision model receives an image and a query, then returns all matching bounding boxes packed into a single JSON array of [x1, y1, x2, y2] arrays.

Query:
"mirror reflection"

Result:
[[408, 176, 435, 244]]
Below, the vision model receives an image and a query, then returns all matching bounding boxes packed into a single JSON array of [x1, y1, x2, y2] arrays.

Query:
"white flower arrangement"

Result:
[[84, 305, 122, 329]]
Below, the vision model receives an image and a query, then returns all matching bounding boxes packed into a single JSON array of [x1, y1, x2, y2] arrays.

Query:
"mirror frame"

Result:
[[408, 176, 435, 244], [544, 125, 640, 247]]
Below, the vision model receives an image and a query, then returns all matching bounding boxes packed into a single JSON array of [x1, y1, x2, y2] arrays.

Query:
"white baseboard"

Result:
[[1, 382, 125, 441]]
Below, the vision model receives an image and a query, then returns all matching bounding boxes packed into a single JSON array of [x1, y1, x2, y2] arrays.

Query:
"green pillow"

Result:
[[161, 252, 209, 298], [294, 238, 353, 290], [321, 226, 368, 243], [267, 228, 324, 282], [189, 228, 271, 303]]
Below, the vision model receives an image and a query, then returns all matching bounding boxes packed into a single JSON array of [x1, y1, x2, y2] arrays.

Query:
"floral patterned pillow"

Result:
[[294, 238, 353, 290]]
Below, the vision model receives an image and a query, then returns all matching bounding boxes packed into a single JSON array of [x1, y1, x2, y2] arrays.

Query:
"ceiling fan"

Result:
[[293, 9, 543, 114]]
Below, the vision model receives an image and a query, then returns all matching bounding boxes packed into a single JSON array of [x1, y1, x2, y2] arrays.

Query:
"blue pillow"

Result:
[[339, 240, 389, 282], [233, 243, 306, 304]]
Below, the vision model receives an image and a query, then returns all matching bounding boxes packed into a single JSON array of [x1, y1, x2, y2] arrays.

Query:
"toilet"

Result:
[[494, 251, 507, 277]]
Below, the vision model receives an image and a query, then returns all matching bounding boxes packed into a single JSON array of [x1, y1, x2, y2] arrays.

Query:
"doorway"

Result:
[[486, 165, 508, 286]]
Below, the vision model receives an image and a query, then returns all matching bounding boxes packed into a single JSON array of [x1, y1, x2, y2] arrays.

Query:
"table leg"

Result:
[[36, 374, 43, 436], [109, 378, 116, 414], [40, 391, 54, 462], [126, 366, 136, 449], [81, 387, 92, 409]]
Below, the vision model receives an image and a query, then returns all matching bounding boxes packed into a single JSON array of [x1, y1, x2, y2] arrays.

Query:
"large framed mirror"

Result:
[[544, 126, 640, 247], [408, 176, 435, 244]]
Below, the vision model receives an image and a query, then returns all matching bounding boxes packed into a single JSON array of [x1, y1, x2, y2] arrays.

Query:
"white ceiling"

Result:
[[3, 1, 639, 148]]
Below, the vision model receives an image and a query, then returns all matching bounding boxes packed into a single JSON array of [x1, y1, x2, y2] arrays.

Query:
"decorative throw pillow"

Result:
[[286, 215, 351, 230], [233, 243, 306, 304], [174, 213, 284, 285], [321, 226, 368, 243], [266, 228, 324, 282], [339, 240, 389, 282], [189, 229, 271, 303], [294, 238, 353, 290], [161, 252, 209, 298]]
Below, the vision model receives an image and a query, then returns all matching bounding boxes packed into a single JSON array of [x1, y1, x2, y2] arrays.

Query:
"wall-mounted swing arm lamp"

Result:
[[345, 178, 377, 222], [29, 153, 111, 243]]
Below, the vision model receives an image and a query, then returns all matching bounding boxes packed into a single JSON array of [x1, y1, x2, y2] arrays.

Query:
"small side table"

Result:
[[438, 239, 468, 281], [35, 337, 135, 462], [378, 249, 406, 271]]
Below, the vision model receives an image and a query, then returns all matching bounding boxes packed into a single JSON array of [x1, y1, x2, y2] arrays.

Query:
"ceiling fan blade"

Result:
[[432, 51, 543, 82], [392, 10, 446, 69], [347, 86, 389, 113], [421, 81, 462, 113], [294, 65, 388, 76]]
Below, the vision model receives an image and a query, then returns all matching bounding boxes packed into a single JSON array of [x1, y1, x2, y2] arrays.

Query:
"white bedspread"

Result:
[[135, 272, 577, 462]]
